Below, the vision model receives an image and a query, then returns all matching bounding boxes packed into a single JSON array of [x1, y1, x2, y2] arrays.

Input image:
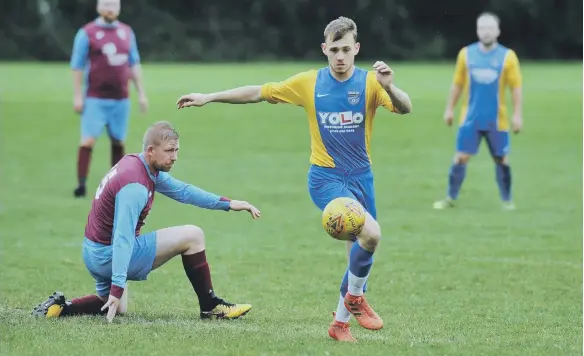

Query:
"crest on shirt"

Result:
[[347, 90, 361, 105], [490, 59, 499, 67], [95, 31, 104, 40], [117, 28, 126, 40]]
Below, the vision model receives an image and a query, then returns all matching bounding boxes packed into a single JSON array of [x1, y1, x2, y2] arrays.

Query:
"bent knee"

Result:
[[81, 137, 97, 148], [454, 152, 472, 164], [183, 224, 205, 249], [358, 219, 381, 251]]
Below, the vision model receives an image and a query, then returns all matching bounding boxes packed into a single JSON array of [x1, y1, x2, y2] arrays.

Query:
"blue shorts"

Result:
[[308, 165, 377, 220], [82, 232, 157, 297], [81, 97, 131, 141], [456, 122, 510, 157]]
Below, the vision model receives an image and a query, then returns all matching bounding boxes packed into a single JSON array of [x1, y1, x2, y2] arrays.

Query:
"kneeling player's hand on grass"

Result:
[[229, 200, 261, 219], [101, 295, 121, 323], [176, 93, 211, 109]]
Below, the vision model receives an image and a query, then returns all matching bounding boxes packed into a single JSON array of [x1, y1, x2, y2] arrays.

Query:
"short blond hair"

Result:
[[324, 16, 358, 42], [142, 121, 179, 151]]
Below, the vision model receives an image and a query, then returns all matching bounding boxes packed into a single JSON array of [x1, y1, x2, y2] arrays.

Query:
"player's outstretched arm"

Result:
[[177, 71, 312, 109], [176, 85, 264, 109], [104, 183, 149, 322], [155, 172, 261, 219]]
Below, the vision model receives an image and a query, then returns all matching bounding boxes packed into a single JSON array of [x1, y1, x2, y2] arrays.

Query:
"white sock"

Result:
[[335, 294, 351, 323], [347, 271, 368, 296]]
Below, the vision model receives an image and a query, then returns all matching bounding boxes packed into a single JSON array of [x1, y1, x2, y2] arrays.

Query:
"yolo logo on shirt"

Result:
[[318, 111, 364, 126], [318, 111, 364, 134], [102, 42, 129, 67]]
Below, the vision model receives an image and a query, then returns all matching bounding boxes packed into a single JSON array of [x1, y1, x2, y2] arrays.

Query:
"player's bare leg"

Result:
[[74, 137, 96, 198], [342, 212, 383, 330], [153, 225, 252, 319], [433, 152, 472, 209], [493, 155, 515, 210]]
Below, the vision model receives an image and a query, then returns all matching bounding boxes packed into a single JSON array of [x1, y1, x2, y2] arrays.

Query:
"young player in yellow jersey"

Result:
[[176, 17, 412, 342], [434, 12, 523, 210]]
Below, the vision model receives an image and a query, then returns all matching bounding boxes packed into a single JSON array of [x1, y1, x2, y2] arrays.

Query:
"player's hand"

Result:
[[229, 200, 261, 219], [139, 94, 149, 113], [176, 93, 212, 109], [443, 108, 454, 126], [373, 61, 394, 88], [73, 94, 84, 114], [101, 294, 121, 323], [512, 113, 523, 134]]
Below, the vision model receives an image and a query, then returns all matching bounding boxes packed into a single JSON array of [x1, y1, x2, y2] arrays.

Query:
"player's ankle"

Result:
[[201, 294, 222, 312]]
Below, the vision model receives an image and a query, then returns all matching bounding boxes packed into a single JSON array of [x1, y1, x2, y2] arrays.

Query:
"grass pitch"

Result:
[[0, 61, 581, 355]]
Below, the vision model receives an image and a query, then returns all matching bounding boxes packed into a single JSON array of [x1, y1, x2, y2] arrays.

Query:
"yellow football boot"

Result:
[[32, 291, 66, 318], [200, 294, 252, 320]]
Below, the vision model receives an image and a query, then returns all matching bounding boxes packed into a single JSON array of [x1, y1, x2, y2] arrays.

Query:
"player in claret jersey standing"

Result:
[[71, 0, 149, 198], [33, 121, 259, 322], [176, 17, 413, 342]]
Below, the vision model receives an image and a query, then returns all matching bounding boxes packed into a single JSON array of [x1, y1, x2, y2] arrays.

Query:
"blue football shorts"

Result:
[[456, 122, 510, 157], [82, 231, 157, 297], [307, 165, 377, 221], [81, 97, 131, 141]]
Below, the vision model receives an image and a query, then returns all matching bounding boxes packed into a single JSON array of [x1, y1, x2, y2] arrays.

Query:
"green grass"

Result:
[[0, 61, 582, 355]]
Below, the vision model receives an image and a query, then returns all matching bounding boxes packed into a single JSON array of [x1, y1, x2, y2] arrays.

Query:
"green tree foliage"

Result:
[[1, 0, 581, 61]]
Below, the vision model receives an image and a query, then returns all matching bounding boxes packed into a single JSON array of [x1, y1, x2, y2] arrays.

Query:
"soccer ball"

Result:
[[322, 197, 366, 241]]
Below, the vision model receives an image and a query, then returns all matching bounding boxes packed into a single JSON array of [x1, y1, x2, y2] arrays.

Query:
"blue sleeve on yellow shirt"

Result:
[[155, 172, 231, 211], [70, 29, 89, 70], [111, 183, 149, 290]]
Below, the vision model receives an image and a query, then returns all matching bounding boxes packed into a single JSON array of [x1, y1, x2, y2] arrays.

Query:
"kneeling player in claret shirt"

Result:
[[33, 121, 260, 322]]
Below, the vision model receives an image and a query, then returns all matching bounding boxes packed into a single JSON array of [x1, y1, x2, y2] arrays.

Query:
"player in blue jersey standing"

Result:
[[176, 16, 412, 342], [433, 12, 523, 210], [71, 0, 149, 198]]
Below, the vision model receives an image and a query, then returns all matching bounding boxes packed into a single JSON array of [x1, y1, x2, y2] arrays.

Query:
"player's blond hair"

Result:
[[142, 121, 180, 151], [323, 16, 358, 42]]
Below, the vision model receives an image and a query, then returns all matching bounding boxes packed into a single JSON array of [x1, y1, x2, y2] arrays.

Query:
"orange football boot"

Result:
[[344, 293, 383, 330], [328, 312, 357, 342]]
